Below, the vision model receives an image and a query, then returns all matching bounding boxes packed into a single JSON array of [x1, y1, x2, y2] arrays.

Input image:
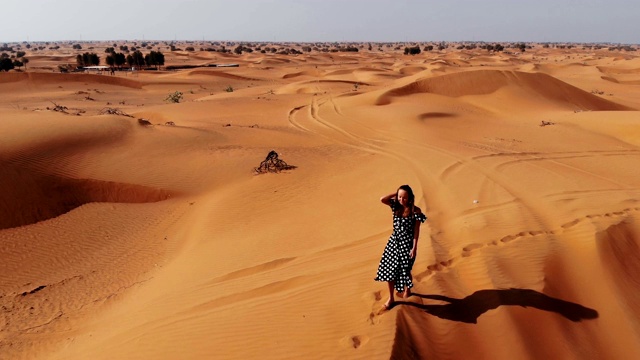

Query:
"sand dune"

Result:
[[375, 70, 632, 111], [1, 165, 173, 230], [0, 72, 144, 89], [2, 44, 640, 360]]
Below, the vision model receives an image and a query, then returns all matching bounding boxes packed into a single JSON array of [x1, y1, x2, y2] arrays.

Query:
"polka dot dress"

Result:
[[374, 200, 427, 292]]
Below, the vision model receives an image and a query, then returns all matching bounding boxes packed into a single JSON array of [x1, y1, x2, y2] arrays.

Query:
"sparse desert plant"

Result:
[[165, 91, 184, 103], [225, 85, 234, 92]]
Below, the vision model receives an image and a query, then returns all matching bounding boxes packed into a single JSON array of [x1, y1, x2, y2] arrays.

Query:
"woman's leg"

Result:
[[402, 258, 415, 298], [384, 281, 395, 308]]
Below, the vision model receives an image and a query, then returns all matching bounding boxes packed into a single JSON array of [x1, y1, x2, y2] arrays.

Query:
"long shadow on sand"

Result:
[[394, 288, 598, 324]]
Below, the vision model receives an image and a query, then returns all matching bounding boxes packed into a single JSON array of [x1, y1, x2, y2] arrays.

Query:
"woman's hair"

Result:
[[396, 184, 415, 215]]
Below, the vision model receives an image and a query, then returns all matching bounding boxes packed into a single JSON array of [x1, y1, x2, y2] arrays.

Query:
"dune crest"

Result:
[[375, 70, 632, 111]]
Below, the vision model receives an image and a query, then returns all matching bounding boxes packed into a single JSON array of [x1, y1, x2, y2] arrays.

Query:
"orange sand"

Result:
[[1, 43, 640, 359]]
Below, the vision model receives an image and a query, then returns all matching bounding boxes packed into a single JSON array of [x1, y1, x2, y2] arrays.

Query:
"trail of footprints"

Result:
[[414, 206, 640, 282]]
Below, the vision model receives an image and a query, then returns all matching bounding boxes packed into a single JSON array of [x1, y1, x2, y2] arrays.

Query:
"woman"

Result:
[[375, 185, 427, 309]]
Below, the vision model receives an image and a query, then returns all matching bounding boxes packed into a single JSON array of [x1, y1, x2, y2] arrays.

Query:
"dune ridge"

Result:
[[0, 72, 144, 88], [375, 70, 632, 110]]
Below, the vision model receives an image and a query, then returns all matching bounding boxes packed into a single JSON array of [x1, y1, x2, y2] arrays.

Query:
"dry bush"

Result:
[[254, 150, 296, 174]]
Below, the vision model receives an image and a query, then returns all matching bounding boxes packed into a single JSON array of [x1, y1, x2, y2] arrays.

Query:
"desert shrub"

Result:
[[165, 91, 183, 103], [424, 45, 434, 51], [404, 46, 421, 55], [16, 51, 25, 58], [225, 85, 234, 92], [72, 44, 82, 50], [254, 150, 296, 174], [185, 46, 195, 51]]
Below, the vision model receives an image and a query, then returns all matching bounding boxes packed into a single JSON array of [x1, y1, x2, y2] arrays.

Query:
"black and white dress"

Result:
[[374, 200, 427, 292]]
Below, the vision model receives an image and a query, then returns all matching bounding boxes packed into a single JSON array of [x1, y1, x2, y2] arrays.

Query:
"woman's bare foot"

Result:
[[402, 288, 412, 298], [383, 298, 394, 310]]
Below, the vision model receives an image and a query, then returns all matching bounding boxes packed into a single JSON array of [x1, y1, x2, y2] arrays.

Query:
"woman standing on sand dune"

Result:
[[375, 185, 427, 309]]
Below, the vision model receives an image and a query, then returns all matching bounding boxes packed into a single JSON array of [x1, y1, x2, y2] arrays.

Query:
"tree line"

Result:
[[76, 50, 165, 69], [0, 50, 29, 71]]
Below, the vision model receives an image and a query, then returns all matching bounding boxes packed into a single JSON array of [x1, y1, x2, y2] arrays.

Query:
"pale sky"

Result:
[[2, 0, 638, 44]]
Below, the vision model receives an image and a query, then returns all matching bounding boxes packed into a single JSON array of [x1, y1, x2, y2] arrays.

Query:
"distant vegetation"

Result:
[[0, 55, 14, 71], [0, 44, 28, 71], [404, 46, 421, 55], [76, 52, 100, 67]]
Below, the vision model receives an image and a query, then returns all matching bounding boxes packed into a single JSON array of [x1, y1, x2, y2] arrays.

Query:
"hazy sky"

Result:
[[2, 0, 638, 43]]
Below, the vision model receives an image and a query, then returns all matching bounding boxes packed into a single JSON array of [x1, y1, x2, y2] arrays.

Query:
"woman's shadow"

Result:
[[393, 288, 598, 324]]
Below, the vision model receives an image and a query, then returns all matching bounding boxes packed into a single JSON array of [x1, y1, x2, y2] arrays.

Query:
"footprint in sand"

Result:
[[462, 243, 484, 254], [342, 335, 369, 349], [561, 219, 581, 228], [501, 235, 516, 243], [351, 335, 368, 349]]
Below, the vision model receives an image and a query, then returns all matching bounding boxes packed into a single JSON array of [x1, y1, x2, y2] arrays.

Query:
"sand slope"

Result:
[[1, 45, 640, 360]]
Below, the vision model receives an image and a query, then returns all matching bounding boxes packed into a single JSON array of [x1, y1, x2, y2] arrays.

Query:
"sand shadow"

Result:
[[394, 288, 598, 324]]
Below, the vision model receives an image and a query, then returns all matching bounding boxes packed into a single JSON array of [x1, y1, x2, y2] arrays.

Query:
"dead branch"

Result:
[[99, 107, 133, 117], [255, 150, 296, 174]]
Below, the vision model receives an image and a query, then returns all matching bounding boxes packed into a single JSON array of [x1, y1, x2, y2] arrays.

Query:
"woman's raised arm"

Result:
[[380, 192, 396, 206]]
